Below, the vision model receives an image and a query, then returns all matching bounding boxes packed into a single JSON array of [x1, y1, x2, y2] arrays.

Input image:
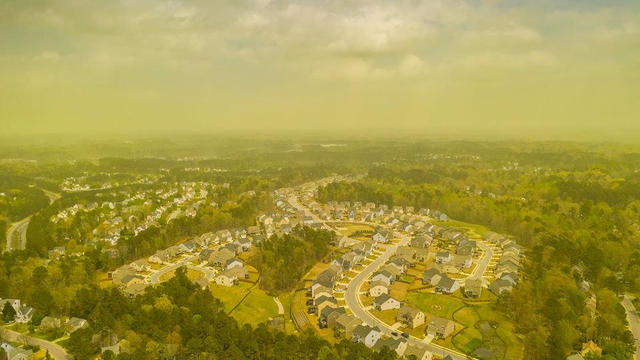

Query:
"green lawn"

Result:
[[231, 287, 280, 327], [452, 307, 483, 354], [405, 292, 465, 319]]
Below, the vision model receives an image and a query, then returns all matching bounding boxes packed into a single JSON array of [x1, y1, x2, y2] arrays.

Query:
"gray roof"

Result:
[[373, 294, 393, 306], [437, 275, 457, 290]]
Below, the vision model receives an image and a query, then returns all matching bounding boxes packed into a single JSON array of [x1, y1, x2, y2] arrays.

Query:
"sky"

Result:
[[0, 0, 638, 138]]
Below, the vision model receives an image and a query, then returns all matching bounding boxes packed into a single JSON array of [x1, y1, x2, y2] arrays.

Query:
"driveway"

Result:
[[1, 327, 70, 360]]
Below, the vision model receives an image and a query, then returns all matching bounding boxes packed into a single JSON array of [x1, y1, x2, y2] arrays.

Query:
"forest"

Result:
[[66, 267, 400, 360], [252, 226, 335, 293]]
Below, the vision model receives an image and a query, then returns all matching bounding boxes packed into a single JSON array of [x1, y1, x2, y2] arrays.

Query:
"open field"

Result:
[[406, 291, 465, 319]]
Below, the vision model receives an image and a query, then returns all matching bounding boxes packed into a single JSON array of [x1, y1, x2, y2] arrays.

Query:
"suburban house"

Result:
[[15, 305, 34, 324], [456, 238, 476, 256], [410, 235, 430, 249], [311, 277, 335, 295], [369, 280, 389, 297], [489, 278, 513, 295], [388, 257, 410, 272], [453, 255, 472, 269], [39, 316, 62, 332], [199, 249, 215, 263], [371, 270, 394, 286], [225, 257, 244, 270], [315, 296, 338, 314], [130, 259, 151, 272], [111, 265, 135, 285], [427, 316, 455, 339], [464, 278, 483, 298], [436, 275, 460, 294], [351, 325, 381, 347], [124, 282, 148, 297], [319, 306, 346, 329], [65, 317, 89, 334], [0, 343, 33, 360], [121, 274, 145, 289], [397, 306, 426, 328], [373, 337, 408, 356], [422, 267, 442, 286], [210, 249, 235, 268], [313, 286, 333, 301], [335, 314, 362, 336], [397, 246, 417, 259], [178, 240, 198, 253], [381, 264, 403, 280], [215, 267, 248, 286], [403, 344, 434, 360], [436, 252, 452, 264], [148, 249, 172, 264], [373, 294, 402, 311], [234, 238, 252, 252], [372, 230, 391, 243]]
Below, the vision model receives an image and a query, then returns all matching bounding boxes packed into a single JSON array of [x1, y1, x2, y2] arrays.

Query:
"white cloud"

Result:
[[459, 50, 557, 68]]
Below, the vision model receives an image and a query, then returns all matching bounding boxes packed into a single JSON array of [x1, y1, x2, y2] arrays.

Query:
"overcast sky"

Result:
[[0, 0, 638, 138]]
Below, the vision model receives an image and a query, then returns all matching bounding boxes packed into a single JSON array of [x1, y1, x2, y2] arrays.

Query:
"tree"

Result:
[[2, 301, 16, 323]]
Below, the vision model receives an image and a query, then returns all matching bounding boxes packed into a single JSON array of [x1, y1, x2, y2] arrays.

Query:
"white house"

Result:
[[373, 294, 401, 311]]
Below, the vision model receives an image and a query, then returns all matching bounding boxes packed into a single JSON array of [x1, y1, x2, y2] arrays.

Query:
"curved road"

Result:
[[472, 242, 494, 282], [288, 186, 483, 359], [5, 188, 60, 252], [344, 236, 474, 360], [622, 295, 640, 360], [2, 327, 70, 360]]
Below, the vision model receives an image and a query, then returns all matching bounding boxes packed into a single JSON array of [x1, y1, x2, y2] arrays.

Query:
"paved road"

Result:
[[274, 297, 284, 315], [289, 187, 475, 359], [1, 327, 70, 360], [4, 188, 60, 253], [344, 236, 474, 360], [622, 295, 640, 360], [472, 242, 494, 282], [148, 256, 216, 284], [5, 216, 31, 252]]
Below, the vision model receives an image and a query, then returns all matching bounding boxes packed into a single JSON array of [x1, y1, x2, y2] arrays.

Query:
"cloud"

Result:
[[34, 51, 61, 63], [459, 50, 557, 68]]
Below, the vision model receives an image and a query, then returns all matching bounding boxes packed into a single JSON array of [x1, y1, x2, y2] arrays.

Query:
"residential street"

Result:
[[344, 235, 473, 360], [622, 295, 640, 360], [472, 242, 494, 282], [148, 255, 216, 284], [288, 186, 491, 359], [1, 327, 70, 360]]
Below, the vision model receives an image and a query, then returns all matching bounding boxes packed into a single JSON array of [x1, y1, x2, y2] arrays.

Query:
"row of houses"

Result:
[[317, 307, 433, 359], [486, 233, 522, 296], [372, 295, 457, 341]]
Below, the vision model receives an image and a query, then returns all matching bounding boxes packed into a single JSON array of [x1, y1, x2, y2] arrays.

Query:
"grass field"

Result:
[[435, 302, 524, 359], [452, 306, 484, 354], [333, 222, 375, 239], [405, 292, 465, 319], [210, 281, 283, 328], [370, 309, 398, 326]]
